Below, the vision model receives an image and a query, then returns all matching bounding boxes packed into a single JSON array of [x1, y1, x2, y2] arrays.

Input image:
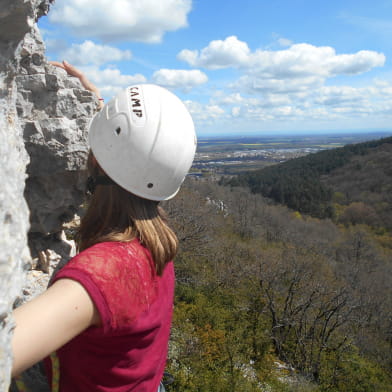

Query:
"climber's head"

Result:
[[77, 85, 196, 273], [87, 84, 197, 201]]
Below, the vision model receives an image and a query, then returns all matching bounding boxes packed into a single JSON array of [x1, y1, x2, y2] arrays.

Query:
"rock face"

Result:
[[0, 0, 97, 389]]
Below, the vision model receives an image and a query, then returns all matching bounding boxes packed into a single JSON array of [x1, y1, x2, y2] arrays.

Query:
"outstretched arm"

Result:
[[12, 278, 100, 377], [50, 60, 104, 109]]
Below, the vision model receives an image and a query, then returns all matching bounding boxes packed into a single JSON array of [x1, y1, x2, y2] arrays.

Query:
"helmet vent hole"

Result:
[[115, 127, 121, 135], [147, 183, 154, 188]]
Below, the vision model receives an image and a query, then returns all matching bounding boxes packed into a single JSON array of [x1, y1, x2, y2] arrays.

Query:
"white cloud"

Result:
[[184, 100, 226, 122], [314, 86, 366, 106], [180, 78, 392, 131], [201, 80, 392, 126], [60, 40, 132, 67], [49, 0, 192, 43], [277, 37, 293, 47], [177, 36, 251, 69], [207, 105, 226, 117], [213, 92, 270, 107], [326, 50, 386, 75], [78, 66, 147, 99], [231, 107, 241, 117], [215, 93, 246, 105], [177, 37, 387, 127], [178, 37, 385, 79], [152, 69, 208, 91], [231, 74, 323, 95]]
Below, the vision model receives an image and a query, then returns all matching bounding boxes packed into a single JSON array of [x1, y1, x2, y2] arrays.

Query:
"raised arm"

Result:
[[49, 60, 104, 109]]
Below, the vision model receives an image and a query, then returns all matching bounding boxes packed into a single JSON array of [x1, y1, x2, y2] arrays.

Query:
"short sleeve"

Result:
[[51, 241, 159, 332]]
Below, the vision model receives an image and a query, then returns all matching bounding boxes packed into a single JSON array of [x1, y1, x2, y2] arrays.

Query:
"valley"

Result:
[[192, 131, 392, 175]]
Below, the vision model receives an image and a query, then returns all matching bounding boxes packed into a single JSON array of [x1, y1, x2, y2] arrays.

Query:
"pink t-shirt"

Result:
[[44, 240, 174, 392]]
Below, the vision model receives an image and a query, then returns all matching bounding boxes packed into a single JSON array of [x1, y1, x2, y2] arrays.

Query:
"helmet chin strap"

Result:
[[86, 175, 116, 195]]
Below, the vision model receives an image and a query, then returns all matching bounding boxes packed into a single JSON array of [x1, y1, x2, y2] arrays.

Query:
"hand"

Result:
[[50, 60, 104, 109]]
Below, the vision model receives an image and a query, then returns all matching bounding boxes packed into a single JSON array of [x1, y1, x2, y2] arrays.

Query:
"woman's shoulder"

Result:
[[54, 240, 160, 330], [54, 239, 155, 291], [71, 239, 150, 267]]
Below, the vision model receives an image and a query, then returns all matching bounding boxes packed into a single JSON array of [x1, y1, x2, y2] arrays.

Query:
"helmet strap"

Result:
[[86, 175, 116, 195]]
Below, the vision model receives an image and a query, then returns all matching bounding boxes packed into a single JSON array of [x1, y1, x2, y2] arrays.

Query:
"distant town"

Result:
[[191, 131, 392, 176]]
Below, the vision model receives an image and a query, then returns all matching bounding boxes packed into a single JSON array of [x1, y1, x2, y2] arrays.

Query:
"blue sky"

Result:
[[39, 0, 392, 136]]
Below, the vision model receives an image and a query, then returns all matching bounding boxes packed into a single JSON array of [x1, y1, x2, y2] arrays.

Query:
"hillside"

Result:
[[222, 136, 392, 228], [164, 178, 392, 391], [322, 142, 392, 230]]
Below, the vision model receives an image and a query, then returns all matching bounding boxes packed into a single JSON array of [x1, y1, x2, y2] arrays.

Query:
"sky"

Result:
[[38, 0, 392, 136]]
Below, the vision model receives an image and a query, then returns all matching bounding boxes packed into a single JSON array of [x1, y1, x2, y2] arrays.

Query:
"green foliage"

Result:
[[168, 288, 270, 391], [319, 349, 392, 392], [165, 179, 392, 391]]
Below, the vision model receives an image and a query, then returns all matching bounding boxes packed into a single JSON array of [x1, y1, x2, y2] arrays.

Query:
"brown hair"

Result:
[[76, 152, 178, 276]]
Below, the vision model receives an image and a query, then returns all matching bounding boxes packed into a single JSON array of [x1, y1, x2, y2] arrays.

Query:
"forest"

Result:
[[162, 136, 392, 391], [222, 136, 392, 224]]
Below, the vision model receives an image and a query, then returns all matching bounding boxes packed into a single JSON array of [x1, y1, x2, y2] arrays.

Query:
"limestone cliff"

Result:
[[0, 1, 97, 388]]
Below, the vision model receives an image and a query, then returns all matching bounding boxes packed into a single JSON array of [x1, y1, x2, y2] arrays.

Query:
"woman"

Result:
[[11, 62, 197, 391]]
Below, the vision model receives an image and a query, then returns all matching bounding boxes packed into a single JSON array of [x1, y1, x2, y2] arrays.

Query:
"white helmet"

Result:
[[88, 84, 197, 201]]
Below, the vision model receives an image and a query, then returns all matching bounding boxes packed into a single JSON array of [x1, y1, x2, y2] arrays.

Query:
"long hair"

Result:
[[76, 152, 178, 276]]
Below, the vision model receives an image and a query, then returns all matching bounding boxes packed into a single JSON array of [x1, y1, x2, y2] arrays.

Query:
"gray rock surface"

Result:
[[0, 0, 98, 389], [16, 26, 96, 249]]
